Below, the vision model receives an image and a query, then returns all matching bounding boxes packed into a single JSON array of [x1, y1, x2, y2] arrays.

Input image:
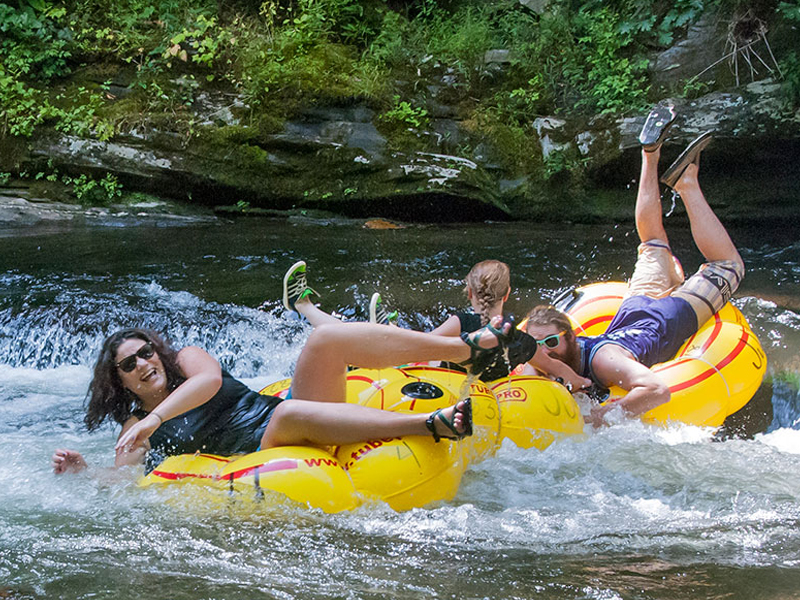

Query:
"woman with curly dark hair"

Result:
[[83, 329, 185, 432], [52, 318, 537, 475]]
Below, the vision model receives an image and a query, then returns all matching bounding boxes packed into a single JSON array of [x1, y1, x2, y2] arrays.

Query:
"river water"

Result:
[[1, 214, 799, 599]]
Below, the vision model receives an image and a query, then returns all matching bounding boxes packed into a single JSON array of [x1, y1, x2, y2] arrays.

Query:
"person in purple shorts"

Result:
[[523, 106, 745, 427]]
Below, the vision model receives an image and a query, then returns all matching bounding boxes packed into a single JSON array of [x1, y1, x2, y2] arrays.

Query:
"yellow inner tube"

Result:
[[140, 364, 584, 512], [556, 281, 767, 427]]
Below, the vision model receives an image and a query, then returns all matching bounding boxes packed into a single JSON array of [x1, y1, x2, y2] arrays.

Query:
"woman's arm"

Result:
[[149, 346, 224, 422], [114, 347, 223, 451], [52, 449, 88, 474], [52, 416, 150, 474], [114, 416, 151, 467], [429, 315, 463, 337]]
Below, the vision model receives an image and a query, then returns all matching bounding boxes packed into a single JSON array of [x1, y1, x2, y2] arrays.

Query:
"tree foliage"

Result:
[[0, 0, 796, 143]]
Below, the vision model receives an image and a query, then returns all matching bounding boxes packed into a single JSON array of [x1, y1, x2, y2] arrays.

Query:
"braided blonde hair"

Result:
[[464, 260, 511, 325]]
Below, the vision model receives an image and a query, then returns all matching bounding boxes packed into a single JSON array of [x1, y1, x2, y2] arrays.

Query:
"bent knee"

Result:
[[306, 322, 359, 347], [302, 325, 349, 361], [306, 324, 334, 346], [269, 399, 310, 424], [261, 400, 311, 447]]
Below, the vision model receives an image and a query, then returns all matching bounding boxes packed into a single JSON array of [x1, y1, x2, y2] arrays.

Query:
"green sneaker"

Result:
[[369, 292, 398, 325], [283, 261, 319, 311]]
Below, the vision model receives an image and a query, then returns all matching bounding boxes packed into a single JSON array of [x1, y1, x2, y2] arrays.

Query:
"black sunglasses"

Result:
[[115, 342, 155, 373]]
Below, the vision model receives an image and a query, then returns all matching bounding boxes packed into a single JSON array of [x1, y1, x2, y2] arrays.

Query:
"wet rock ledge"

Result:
[[2, 74, 799, 225]]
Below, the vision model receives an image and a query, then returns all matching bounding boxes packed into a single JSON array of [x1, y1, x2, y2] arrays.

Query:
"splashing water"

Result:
[[665, 189, 678, 218], [1, 218, 799, 599]]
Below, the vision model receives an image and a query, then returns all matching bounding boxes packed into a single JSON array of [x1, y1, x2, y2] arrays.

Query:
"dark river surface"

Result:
[[0, 212, 799, 600]]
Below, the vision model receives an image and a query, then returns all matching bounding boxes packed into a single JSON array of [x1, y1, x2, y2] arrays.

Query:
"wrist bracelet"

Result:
[[150, 412, 163, 424]]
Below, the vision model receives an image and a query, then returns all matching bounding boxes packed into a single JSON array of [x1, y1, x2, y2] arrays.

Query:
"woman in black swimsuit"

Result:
[[52, 317, 536, 474]]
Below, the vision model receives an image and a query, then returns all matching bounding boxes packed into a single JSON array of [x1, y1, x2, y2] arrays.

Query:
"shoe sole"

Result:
[[659, 131, 713, 189], [461, 397, 473, 437], [369, 293, 380, 324], [283, 260, 307, 311], [639, 105, 677, 152]]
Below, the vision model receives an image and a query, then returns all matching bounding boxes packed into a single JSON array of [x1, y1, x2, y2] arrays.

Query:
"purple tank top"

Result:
[[577, 295, 698, 385]]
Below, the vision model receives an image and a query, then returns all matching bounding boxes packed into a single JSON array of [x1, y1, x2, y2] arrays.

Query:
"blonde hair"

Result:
[[525, 305, 575, 337], [464, 260, 511, 325]]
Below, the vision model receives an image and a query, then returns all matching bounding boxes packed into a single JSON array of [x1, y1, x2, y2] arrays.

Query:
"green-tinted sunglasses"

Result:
[[537, 332, 565, 349]]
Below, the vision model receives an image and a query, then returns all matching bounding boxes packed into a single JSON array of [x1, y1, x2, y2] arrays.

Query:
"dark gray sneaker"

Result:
[[639, 105, 677, 152]]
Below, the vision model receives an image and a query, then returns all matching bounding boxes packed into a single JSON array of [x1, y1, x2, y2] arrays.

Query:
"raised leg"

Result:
[[294, 296, 343, 327], [635, 148, 669, 245], [674, 164, 743, 266], [291, 323, 474, 403]]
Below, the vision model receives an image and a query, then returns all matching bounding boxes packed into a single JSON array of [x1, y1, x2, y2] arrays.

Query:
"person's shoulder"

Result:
[[176, 346, 222, 375], [177, 345, 205, 355], [176, 346, 215, 361]]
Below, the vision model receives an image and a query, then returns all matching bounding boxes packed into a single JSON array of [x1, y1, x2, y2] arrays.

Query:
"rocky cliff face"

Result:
[[2, 7, 799, 224]]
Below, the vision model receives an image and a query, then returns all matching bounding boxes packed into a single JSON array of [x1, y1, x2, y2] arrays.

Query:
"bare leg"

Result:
[[674, 164, 743, 265], [635, 148, 669, 244], [260, 399, 469, 448], [291, 323, 473, 402], [294, 296, 343, 327]]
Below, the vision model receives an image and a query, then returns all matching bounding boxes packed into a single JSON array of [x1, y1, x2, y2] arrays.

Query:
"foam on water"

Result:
[[758, 427, 800, 454], [2, 220, 800, 598], [0, 280, 308, 378]]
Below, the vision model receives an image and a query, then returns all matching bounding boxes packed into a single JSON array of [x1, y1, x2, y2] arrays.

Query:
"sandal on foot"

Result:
[[459, 319, 507, 375], [425, 398, 473, 443], [283, 260, 319, 311], [504, 326, 538, 370], [659, 131, 713, 189], [460, 316, 538, 375], [639, 105, 677, 152]]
